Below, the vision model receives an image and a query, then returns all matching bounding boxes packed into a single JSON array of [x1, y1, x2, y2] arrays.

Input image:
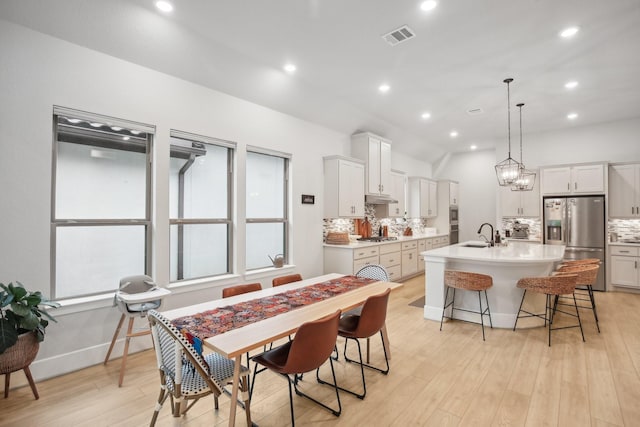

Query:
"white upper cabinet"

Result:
[[609, 163, 640, 217], [408, 177, 438, 218], [323, 156, 365, 218], [449, 181, 459, 206], [351, 132, 392, 196], [540, 163, 605, 195], [500, 171, 540, 217], [388, 170, 406, 218]]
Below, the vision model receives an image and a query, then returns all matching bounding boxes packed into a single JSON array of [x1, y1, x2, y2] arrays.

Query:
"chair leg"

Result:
[[286, 375, 296, 427], [513, 290, 527, 331], [573, 293, 585, 342], [241, 374, 252, 427], [478, 290, 485, 341], [440, 286, 451, 331], [588, 285, 600, 333], [484, 290, 493, 328], [118, 317, 135, 387], [547, 294, 552, 347], [104, 313, 126, 364], [150, 385, 169, 427]]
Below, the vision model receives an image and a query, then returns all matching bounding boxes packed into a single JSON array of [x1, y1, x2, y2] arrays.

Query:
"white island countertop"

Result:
[[422, 241, 566, 264]]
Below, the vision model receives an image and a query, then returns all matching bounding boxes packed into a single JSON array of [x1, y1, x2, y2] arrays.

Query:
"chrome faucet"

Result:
[[477, 223, 494, 247]]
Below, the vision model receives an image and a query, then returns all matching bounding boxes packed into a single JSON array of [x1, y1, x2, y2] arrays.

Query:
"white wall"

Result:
[[0, 20, 357, 380]]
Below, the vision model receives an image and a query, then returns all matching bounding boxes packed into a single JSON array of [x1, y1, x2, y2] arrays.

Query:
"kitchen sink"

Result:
[[460, 241, 490, 248]]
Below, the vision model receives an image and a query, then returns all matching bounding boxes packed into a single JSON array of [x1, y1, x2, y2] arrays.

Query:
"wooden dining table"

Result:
[[161, 273, 403, 426]]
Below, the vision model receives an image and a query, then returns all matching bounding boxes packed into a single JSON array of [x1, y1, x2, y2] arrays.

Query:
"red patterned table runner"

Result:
[[172, 275, 376, 340]]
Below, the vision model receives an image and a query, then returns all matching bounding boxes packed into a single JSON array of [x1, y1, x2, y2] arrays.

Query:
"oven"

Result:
[[450, 222, 459, 244], [449, 206, 458, 223]]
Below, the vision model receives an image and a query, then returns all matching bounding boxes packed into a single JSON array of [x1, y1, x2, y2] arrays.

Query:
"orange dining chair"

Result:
[[251, 310, 342, 426], [272, 274, 302, 287], [222, 282, 262, 298], [320, 288, 391, 399]]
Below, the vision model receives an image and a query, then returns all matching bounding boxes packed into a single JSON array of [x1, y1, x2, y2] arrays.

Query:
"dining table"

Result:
[[161, 272, 403, 426]]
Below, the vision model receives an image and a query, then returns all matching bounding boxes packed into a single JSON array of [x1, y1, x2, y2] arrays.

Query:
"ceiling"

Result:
[[2, 0, 640, 163]]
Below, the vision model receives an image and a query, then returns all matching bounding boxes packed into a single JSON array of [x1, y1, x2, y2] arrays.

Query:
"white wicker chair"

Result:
[[147, 310, 252, 426]]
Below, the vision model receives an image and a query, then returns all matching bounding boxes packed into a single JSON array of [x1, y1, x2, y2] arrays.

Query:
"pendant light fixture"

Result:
[[494, 78, 521, 186], [512, 102, 536, 191]]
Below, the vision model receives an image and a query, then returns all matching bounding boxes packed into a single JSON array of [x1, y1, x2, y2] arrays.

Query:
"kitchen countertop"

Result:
[[422, 240, 565, 264], [323, 232, 449, 248], [505, 237, 542, 243]]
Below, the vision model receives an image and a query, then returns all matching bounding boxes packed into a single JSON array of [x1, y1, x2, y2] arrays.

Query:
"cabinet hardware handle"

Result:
[[620, 250, 630, 253], [567, 183, 570, 190], [636, 260, 638, 269]]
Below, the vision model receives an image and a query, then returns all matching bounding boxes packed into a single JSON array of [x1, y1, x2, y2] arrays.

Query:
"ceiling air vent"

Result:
[[382, 25, 416, 46], [467, 108, 484, 115]]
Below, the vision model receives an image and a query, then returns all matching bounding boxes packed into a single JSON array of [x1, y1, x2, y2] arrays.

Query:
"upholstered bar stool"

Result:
[[440, 270, 493, 341], [513, 274, 583, 346], [554, 263, 600, 332]]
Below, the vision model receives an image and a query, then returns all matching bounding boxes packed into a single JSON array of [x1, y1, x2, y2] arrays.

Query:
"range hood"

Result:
[[365, 194, 398, 205]]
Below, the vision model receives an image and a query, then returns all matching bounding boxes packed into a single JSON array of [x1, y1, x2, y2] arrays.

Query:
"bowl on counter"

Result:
[[348, 234, 362, 243]]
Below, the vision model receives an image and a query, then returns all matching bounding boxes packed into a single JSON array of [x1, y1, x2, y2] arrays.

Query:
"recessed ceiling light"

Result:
[[567, 112, 579, 120], [560, 26, 579, 38], [122, 136, 130, 141], [450, 131, 458, 138], [565, 81, 579, 89], [421, 112, 431, 120], [470, 145, 477, 150], [420, 1, 438, 12], [283, 63, 296, 74], [378, 84, 390, 93], [155, 1, 173, 12]]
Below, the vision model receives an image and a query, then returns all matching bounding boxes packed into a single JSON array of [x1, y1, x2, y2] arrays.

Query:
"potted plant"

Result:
[[0, 281, 59, 399]]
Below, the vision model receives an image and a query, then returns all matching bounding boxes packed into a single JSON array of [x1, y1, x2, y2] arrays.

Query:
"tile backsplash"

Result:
[[608, 219, 640, 241], [323, 204, 433, 240], [499, 218, 542, 240]]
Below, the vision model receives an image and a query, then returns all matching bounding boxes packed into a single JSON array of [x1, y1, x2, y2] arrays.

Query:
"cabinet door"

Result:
[[388, 171, 406, 217], [541, 167, 571, 195], [401, 249, 418, 276], [427, 180, 438, 217], [338, 160, 364, 217], [449, 182, 459, 206], [500, 185, 522, 217], [521, 174, 540, 216], [611, 255, 639, 288], [419, 179, 430, 217], [572, 164, 605, 193], [609, 164, 637, 217], [379, 141, 392, 195], [366, 136, 381, 194]]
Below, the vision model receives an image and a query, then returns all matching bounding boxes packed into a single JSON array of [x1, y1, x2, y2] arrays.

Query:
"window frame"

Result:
[[169, 130, 235, 282], [245, 146, 291, 270], [50, 106, 154, 299]]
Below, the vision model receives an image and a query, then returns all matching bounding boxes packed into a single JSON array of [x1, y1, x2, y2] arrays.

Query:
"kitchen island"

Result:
[[422, 241, 566, 328]]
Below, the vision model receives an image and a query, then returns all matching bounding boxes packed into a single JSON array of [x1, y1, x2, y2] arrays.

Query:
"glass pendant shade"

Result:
[[495, 78, 521, 186], [511, 102, 536, 191]]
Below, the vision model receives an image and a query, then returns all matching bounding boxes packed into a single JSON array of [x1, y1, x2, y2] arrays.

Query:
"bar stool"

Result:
[[554, 263, 600, 332], [440, 270, 493, 341], [272, 274, 302, 287], [513, 274, 583, 346]]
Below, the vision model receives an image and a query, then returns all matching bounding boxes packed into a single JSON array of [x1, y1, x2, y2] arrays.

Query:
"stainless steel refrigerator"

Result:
[[543, 196, 606, 291]]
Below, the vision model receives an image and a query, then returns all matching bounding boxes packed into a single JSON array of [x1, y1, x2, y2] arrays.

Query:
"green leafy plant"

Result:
[[0, 282, 60, 354]]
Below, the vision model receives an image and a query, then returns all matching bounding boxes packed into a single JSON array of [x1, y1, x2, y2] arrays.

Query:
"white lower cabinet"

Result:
[[324, 236, 450, 279], [379, 243, 402, 280], [401, 241, 418, 277], [610, 245, 640, 289]]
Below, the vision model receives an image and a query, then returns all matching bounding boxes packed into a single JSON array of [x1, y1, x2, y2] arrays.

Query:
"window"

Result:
[[169, 131, 234, 282], [246, 148, 290, 270], [52, 107, 153, 299]]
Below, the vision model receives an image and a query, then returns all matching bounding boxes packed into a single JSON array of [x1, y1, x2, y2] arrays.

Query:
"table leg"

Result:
[[228, 355, 241, 426], [381, 323, 391, 360]]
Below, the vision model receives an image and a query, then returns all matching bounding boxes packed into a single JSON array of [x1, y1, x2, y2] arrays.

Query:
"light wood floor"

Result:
[[1, 275, 639, 426]]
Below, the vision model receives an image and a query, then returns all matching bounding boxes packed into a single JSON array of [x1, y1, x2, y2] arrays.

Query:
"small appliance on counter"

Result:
[[512, 222, 529, 239]]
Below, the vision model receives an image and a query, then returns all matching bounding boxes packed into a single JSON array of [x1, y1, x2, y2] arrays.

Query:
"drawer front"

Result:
[[353, 255, 379, 272], [418, 239, 426, 251], [353, 246, 380, 260], [402, 241, 418, 250], [386, 264, 402, 281], [610, 246, 640, 256], [401, 249, 418, 276], [380, 242, 402, 254], [380, 251, 401, 267]]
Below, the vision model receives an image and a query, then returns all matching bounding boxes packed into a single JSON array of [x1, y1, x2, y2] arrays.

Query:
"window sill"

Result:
[[244, 265, 296, 281]]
